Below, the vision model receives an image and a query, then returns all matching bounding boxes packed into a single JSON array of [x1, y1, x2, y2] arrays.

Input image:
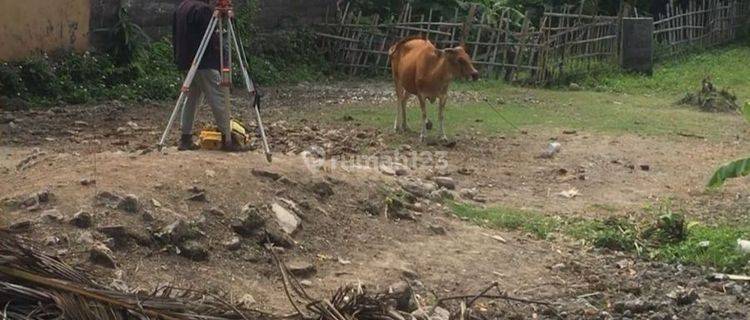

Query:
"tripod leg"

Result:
[[228, 19, 272, 162], [158, 92, 188, 149], [157, 14, 220, 149], [218, 18, 233, 146]]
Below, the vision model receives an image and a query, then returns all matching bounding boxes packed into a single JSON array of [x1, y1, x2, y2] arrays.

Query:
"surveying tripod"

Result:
[[157, 0, 272, 162]]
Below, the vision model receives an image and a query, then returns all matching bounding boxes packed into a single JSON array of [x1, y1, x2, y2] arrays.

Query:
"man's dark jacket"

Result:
[[173, 0, 220, 71]]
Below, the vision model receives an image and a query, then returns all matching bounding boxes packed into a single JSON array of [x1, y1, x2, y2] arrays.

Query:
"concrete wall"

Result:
[[0, 0, 334, 60], [90, 0, 336, 44], [0, 0, 91, 61], [620, 18, 654, 74], [256, 0, 336, 29]]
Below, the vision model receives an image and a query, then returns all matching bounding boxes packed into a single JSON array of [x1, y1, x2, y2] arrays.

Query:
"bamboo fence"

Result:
[[654, 0, 750, 58], [316, 1, 749, 84]]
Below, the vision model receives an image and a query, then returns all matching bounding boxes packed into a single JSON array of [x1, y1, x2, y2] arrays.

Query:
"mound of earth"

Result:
[[679, 78, 739, 112], [1, 81, 749, 318], [0, 147, 556, 312], [1, 145, 747, 319]]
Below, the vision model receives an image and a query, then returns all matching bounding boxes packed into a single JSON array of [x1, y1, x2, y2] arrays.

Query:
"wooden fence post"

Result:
[[461, 4, 478, 46]]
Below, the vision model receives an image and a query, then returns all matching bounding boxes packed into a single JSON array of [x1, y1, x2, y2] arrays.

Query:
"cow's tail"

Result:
[[388, 34, 427, 58]]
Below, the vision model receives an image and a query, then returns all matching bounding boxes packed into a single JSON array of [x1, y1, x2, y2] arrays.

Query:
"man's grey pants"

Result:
[[181, 69, 231, 139]]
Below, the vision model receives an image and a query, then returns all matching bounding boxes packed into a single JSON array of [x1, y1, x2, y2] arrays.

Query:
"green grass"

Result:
[[581, 40, 750, 98], [310, 41, 750, 141], [450, 202, 750, 273], [451, 202, 559, 239], [332, 87, 741, 140], [657, 224, 750, 272]]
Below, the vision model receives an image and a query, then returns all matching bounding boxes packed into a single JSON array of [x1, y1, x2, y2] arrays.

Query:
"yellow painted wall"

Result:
[[0, 0, 91, 61]]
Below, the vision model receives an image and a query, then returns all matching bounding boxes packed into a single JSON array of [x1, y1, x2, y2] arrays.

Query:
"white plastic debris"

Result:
[[540, 142, 562, 159], [556, 188, 580, 199], [738, 239, 750, 254]]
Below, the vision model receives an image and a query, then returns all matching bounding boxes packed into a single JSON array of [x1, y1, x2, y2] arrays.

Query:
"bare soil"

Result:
[[1, 81, 748, 319]]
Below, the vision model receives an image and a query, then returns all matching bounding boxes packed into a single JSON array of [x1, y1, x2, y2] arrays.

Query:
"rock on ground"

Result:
[[70, 210, 93, 228], [9, 220, 33, 232], [271, 202, 301, 235], [187, 192, 208, 202], [310, 181, 334, 198], [225, 237, 242, 251], [41, 208, 63, 221], [89, 243, 117, 268], [117, 194, 141, 213], [399, 179, 437, 198], [613, 299, 655, 314], [238, 294, 256, 307], [413, 307, 450, 320], [287, 260, 316, 277], [251, 169, 282, 181], [459, 188, 478, 200], [179, 240, 209, 261], [96, 191, 123, 208], [159, 220, 199, 244], [433, 176, 456, 190], [97, 225, 128, 239], [428, 225, 447, 235], [231, 204, 266, 237], [430, 188, 455, 200], [387, 280, 417, 312]]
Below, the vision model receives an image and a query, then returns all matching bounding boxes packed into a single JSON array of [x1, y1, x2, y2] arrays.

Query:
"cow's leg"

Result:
[[417, 95, 428, 142], [394, 86, 410, 133], [438, 95, 448, 141], [393, 90, 401, 131], [399, 91, 410, 132]]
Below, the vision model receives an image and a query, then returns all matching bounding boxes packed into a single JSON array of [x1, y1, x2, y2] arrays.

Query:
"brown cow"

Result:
[[389, 35, 479, 142]]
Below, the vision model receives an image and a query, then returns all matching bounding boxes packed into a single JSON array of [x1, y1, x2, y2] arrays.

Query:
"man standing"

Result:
[[173, 0, 238, 151]]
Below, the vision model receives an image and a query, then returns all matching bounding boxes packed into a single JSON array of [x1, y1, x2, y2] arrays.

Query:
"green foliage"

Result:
[[451, 202, 750, 273], [707, 98, 750, 188], [0, 40, 180, 105], [233, 1, 328, 85], [243, 29, 328, 84], [18, 57, 63, 98], [590, 218, 641, 252], [0, 4, 181, 105], [657, 224, 750, 273], [129, 41, 182, 100], [708, 158, 750, 188], [580, 40, 750, 98], [0, 63, 24, 97], [107, 7, 151, 64], [0, 0, 325, 106], [234, 0, 260, 42]]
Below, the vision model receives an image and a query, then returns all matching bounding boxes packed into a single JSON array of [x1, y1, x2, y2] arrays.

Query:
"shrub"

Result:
[[0, 63, 25, 97]]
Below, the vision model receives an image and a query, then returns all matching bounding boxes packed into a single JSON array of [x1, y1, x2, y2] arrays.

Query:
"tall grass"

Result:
[[578, 39, 750, 99]]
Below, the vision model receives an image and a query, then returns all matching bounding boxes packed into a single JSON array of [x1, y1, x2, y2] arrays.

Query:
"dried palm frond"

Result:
[[0, 230, 555, 320], [269, 248, 410, 320], [0, 229, 266, 320]]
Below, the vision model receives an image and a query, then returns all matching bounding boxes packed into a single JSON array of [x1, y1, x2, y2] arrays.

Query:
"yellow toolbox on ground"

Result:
[[199, 119, 251, 150], [199, 130, 223, 150]]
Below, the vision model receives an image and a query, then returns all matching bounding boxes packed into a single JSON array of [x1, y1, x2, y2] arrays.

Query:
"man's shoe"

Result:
[[220, 134, 250, 153], [178, 134, 200, 151], [221, 142, 250, 152]]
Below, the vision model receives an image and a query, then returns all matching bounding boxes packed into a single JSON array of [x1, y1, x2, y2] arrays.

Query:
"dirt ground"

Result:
[[1, 81, 749, 319]]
